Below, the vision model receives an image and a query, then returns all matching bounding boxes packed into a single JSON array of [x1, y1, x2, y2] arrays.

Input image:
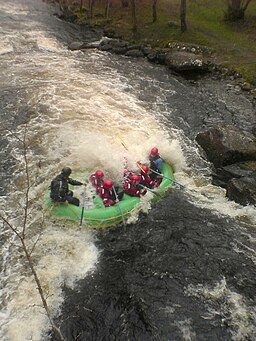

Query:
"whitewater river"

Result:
[[0, 1, 256, 340]]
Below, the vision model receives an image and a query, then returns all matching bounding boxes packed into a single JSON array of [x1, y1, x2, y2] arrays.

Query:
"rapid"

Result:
[[0, 1, 256, 340]]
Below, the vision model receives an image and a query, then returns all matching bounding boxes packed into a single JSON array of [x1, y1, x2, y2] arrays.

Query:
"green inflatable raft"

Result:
[[44, 162, 174, 228]]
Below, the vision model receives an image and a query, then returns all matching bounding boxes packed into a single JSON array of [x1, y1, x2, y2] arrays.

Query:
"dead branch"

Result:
[[0, 125, 66, 341]]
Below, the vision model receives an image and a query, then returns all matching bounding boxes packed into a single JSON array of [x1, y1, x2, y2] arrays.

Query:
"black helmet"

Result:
[[61, 167, 72, 176]]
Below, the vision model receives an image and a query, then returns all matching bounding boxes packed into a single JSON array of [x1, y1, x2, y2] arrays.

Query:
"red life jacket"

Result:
[[123, 179, 147, 197], [98, 187, 116, 207], [89, 174, 103, 194]]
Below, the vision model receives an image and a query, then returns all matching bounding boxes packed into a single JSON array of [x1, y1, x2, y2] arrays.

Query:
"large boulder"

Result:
[[196, 126, 256, 168], [226, 176, 256, 206], [165, 50, 209, 73]]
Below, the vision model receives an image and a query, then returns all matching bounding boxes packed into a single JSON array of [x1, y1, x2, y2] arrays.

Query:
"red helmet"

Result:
[[95, 170, 104, 179], [141, 165, 149, 174], [130, 174, 140, 184], [151, 147, 158, 156], [103, 180, 113, 189]]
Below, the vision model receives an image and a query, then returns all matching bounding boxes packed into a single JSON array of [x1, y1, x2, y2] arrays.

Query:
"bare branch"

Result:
[[0, 214, 22, 240], [2, 124, 66, 341]]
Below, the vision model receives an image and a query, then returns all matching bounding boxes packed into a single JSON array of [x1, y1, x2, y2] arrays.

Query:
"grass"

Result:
[[73, 0, 256, 85]]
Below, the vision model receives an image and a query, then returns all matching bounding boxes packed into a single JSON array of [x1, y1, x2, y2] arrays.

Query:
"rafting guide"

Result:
[[50, 167, 84, 206]]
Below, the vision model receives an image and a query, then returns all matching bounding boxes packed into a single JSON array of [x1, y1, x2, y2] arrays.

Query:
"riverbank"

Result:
[[48, 0, 256, 91]]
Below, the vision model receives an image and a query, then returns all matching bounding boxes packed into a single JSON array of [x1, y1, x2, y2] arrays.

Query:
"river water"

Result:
[[0, 1, 256, 340]]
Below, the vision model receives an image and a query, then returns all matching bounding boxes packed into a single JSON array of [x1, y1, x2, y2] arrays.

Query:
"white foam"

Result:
[[0, 227, 98, 341], [186, 278, 256, 340]]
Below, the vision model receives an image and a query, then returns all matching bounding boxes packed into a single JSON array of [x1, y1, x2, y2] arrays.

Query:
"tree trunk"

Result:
[[121, 0, 129, 8], [180, 0, 187, 32], [225, 0, 252, 21], [105, 0, 110, 20], [80, 0, 83, 12], [88, 0, 94, 19], [152, 0, 157, 23], [130, 0, 137, 36]]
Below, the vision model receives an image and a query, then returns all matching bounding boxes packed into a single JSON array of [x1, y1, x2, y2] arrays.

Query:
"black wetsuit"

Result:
[[50, 174, 82, 206]]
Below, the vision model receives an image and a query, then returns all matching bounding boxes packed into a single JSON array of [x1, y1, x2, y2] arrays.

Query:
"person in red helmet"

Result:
[[123, 174, 147, 197], [149, 147, 163, 181], [89, 169, 104, 194], [139, 164, 161, 188], [98, 180, 124, 207]]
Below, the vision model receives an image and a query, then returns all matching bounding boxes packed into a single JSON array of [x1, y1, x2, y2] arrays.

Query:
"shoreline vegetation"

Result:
[[46, 0, 256, 94]]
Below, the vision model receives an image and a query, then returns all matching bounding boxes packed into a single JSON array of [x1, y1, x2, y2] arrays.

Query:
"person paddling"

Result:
[[139, 164, 161, 188], [89, 169, 104, 194], [98, 180, 124, 207], [50, 167, 84, 206], [123, 174, 147, 197], [149, 147, 163, 181]]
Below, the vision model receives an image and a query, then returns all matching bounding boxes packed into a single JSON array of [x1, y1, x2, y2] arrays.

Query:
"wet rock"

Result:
[[155, 52, 167, 65], [81, 41, 102, 49], [141, 46, 153, 56], [226, 176, 256, 206], [112, 47, 129, 55], [125, 49, 144, 58], [99, 38, 129, 50], [68, 41, 84, 50], [212, 161, 256, 188], [146, 52, 157, 62], [165, 50, 209, 73], [196, 125, 256, 168], [240, 82, 251, 91]]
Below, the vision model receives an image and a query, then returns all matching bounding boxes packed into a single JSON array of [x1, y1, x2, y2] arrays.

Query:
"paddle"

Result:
[[80, 181, 89, 226], [80, 207, 84, 226], [117, 135, 129, 151], [148, 167, 185, 188], [112, 186, 126, 227]]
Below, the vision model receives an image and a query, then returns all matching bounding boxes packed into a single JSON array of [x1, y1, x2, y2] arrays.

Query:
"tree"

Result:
[[152, 0, 157, 23], [225, 0, 252, 21], [130, 0, 137, 36], [180, 0, 187, 32], [80, 0, 84, 12], [105, 0, 110, 20], [88, 0, 94, 19], [0, 125, 65, 341], [121, 0, 129, 8]]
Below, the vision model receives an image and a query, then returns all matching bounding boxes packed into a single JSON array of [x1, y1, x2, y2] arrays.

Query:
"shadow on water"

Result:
[[55, 190, 256, 341]]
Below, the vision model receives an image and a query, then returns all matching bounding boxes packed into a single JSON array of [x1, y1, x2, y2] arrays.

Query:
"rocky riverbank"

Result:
[[68, 35, 256, 102]]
